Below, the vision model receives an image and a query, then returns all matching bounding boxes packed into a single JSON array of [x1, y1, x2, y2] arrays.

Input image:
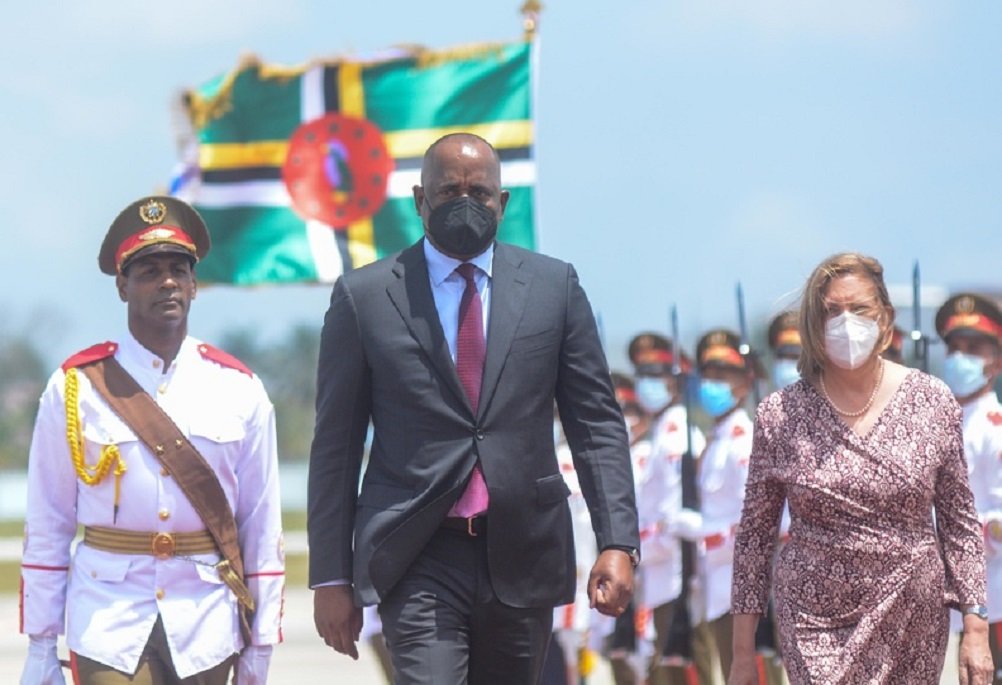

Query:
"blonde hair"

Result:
[[798, 253, 896, 381]]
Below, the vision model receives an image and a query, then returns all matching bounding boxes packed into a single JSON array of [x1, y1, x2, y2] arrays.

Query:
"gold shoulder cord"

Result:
[[65, 368, 126, 521]]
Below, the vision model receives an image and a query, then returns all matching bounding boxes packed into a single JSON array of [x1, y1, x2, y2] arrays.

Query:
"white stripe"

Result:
[[301, 65, 325, 122], [305, 220, 344, 283], [194, 181, 291, 208], [385, 160, 536, 199]]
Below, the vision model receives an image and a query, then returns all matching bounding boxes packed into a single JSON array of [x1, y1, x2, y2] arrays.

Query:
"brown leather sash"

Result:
[[79, 357, 254, 642]]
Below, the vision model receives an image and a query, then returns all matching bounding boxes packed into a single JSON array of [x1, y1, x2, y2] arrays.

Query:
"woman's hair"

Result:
[[798, 252, 896, 381]]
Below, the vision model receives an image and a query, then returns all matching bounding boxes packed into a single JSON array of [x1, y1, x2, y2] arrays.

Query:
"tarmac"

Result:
[[0, 535, 960, 684]]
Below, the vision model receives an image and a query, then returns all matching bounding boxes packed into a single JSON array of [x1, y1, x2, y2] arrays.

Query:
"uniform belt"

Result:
[[83, 526, 217, 559], [441, 516, 487, 537]]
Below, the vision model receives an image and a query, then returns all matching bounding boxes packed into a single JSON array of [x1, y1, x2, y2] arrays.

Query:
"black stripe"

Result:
[[335, 227, 353, 270], [202, 167, 283, 184], [201, 146, 533, 182], [324, 65, 340, 112], [392, 145, 533, 171]]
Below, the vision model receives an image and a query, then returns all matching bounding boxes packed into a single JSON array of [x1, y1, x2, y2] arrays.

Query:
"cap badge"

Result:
[[139, 199, 167, 225], [956, 296, 975, 314], [709, 331, 728, 345]]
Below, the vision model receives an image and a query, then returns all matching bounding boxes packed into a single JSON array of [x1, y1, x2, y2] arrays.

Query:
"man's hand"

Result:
[[958, 618, 994, 685], [587, 549, 634, 617], [313, 585, 363, 660]]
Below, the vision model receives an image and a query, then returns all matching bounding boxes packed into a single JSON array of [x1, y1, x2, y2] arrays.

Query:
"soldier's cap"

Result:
[[628, 332, 691, 375], [696, 328, 747, 372], [935, 293, 1002, 344], [99, 196, 210, 275], [767, 310, 802, 357], [610, 371, 637, 404]]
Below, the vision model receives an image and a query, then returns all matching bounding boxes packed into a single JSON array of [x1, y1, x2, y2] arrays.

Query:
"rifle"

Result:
[[911, 261, 930, 372], [736, 282, 762, 406], [660, 305, 699, 664]]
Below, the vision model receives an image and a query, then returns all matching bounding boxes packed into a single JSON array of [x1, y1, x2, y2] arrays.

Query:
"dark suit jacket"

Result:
[[307, 240, 639, 608]]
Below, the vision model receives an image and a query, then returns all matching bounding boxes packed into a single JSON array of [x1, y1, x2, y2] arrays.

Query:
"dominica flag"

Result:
[[173, 40, 536, 285]]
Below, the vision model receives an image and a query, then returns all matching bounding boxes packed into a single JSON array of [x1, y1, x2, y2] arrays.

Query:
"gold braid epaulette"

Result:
[[64, 368, 126, 506]]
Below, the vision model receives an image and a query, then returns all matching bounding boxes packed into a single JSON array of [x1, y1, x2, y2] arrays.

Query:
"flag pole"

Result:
[[520, 0, 543, 40]]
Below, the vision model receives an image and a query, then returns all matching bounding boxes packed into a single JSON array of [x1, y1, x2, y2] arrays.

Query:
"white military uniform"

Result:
[[21, 333, 284, 678], [950, 391, 1002, 632], [697, 407, 752, 623], [637, 404, 706, 611]]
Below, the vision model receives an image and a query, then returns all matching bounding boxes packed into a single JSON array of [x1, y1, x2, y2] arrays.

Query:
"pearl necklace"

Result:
[[819, 358, 885, 418]]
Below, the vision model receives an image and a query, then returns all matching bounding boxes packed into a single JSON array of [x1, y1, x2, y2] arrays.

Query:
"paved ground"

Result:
[[0, 586, 622, 684]]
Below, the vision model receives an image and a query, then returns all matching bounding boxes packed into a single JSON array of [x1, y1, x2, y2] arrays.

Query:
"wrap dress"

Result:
[[731, 371, 986, 684]]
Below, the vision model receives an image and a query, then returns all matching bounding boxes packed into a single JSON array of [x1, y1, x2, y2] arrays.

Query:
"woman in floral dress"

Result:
[[728, 253, 994, 684]]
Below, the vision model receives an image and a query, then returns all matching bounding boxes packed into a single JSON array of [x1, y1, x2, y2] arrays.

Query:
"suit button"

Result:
[[159, 509, 170, 521], [156, 588, 165, 600], [475, 430, 485, 440]]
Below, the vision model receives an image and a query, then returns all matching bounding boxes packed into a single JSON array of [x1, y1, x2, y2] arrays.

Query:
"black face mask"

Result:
[[425, 196, 499, 258]]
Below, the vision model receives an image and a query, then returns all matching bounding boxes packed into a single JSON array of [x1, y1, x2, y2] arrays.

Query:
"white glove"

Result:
[[669, 508, 703, 542], [233, 644, 272, 685], [985, 516, 1002, 557], [20, 635, 65, 685]]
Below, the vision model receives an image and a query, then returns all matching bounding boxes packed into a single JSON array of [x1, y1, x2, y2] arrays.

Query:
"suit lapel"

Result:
[[479, 244, 532, 417], [386, 242, 470, 412]]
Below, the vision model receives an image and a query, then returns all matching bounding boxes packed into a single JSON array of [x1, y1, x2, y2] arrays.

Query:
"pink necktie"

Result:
[[449, 263, 489, 518]]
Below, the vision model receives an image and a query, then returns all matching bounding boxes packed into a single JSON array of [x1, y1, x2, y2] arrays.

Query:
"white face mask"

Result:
[[825, 311, 881, 370]]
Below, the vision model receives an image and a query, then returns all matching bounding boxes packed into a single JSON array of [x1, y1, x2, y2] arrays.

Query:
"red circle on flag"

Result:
[[282, 114, 394, 227]]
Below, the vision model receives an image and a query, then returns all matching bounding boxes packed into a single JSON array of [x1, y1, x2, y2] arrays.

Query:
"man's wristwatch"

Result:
[[962, 604, 989, 621], [604, 545, 640, 569]]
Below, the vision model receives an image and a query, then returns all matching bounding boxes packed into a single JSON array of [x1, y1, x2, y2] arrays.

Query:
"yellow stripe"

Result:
[[337, 62, 376, 263], [384, 121, 533, 159], [338, 63, 366, 118], [199, 141, 288, 170], [199, 121, 533, 171]]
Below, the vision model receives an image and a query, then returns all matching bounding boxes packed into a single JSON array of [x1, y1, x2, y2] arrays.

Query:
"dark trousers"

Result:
[[378, 526, 554, 685], [71, 615, 235, 685]]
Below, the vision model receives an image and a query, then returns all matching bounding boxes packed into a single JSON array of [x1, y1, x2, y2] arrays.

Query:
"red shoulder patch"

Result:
[[197, 343, 253, 377], [61, 342, 118, 371], [732, 424, 747, 438], [987, 411, 1002, 426]]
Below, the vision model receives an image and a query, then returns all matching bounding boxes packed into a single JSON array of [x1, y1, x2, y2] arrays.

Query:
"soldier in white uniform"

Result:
[[19, 196, 284, 685], [672, 329, 756, 682], [936, 292, 1002, 683]]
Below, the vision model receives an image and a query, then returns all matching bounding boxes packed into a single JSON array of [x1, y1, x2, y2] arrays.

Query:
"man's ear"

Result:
[[115, 272, 128, 303], [412, 185, 425, 216]]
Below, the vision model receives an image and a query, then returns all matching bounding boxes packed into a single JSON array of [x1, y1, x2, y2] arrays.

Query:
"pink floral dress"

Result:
[[731, 371, 986, 684]]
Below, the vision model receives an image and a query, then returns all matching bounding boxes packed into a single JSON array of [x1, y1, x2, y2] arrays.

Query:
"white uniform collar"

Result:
[[962, 390, 1001, 420]]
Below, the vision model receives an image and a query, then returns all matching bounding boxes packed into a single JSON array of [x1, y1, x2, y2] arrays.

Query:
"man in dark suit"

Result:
[[308, 132, 639, 684]]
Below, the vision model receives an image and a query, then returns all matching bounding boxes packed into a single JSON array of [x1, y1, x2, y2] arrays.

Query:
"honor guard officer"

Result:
[[627, 333, 711, 685], [20, 197, 284, 685], [936, 292, 1002, 681], [672, 329, 757, 681], [767, 311, 802, 390]]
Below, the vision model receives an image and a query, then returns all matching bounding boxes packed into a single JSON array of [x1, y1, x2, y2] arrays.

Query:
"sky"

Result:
[[1, 1, 999, 373]]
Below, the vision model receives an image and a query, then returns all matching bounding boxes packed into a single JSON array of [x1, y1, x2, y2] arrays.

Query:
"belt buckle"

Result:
[[466, 516, 478, 537], [151, 532, 176, 559]]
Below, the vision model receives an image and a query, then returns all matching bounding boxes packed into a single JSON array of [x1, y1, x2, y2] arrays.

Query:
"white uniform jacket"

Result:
[[961, 392, 1002, 623], [21, 333, 284, 678], [698, 407, 752, 622], [637, 404, 706, 610]]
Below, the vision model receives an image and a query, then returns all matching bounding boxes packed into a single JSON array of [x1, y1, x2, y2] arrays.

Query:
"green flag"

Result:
[[173, 41, 536, 285]]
